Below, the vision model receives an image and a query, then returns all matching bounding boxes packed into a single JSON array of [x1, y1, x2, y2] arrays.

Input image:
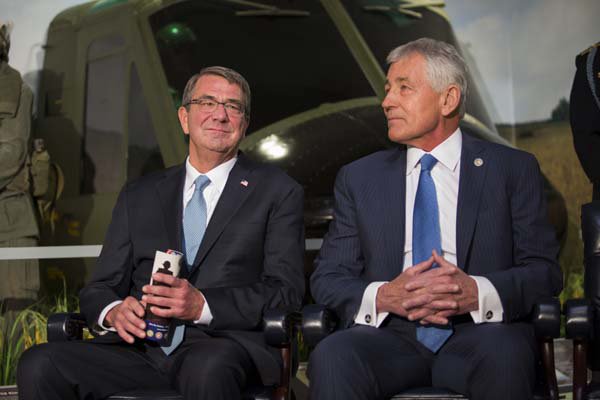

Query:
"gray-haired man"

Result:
[[309, 38, 561, 400]]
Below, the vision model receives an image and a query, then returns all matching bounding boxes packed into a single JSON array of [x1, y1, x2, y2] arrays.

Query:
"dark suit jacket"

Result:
[[571, 42, 600, 193], [311, 133, 562, 328], [79, 153, 305, 385]]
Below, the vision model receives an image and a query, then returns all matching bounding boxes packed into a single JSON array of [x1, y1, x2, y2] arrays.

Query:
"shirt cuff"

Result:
[[469, 276, 503, 323], [193, 292, 212, 325], [354, 282, 389, 327], [98, 300, 123, 332]]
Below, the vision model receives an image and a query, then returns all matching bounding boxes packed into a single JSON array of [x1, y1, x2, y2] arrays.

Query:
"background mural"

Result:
[[1, 0, 598, 303]]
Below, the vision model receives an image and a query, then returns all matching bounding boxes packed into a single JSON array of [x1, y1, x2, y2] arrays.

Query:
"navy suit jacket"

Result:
[[311, 133, 562, 328], [80, 153, 305, 385]]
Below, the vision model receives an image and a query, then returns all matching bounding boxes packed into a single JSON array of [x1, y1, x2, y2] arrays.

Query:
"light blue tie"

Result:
[[413, 154, 453, 353], [161, 175, 210, 355], [183, 175, 211, 268]]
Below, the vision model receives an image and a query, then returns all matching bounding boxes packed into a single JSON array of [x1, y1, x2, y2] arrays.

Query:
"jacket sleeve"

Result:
[[310, 167, 371, 327], [483, 154, 563, 321]]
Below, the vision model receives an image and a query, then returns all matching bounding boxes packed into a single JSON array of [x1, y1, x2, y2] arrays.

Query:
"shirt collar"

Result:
[[406, 128, 462, 175], [185, 156, 238, 194]]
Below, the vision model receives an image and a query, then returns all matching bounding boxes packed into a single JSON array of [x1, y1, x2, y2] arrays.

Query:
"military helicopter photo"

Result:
[[33, 0, 567, 290]]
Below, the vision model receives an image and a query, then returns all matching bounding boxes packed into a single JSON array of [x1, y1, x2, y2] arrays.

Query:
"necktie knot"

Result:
[[420, 154, 438, 172], [194, 175, 211, 192]]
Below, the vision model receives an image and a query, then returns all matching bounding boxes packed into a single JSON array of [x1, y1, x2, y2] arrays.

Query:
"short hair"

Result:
[[0, 22, 12, 63], [386, 38, 468, 118], [181, 66, 251, 120]]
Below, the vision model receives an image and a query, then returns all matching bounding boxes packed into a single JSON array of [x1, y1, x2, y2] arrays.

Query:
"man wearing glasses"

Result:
[[18, 66, 305, 400]]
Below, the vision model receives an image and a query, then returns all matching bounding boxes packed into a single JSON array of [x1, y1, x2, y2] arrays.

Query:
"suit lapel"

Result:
[[381, 147, 406, 278], [456, 134, 488, 271], [156, 165, 186, 253], [189, 154, 257, 274]]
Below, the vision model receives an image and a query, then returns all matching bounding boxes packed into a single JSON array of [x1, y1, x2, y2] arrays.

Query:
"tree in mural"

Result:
[[551, 97, 570, 121]]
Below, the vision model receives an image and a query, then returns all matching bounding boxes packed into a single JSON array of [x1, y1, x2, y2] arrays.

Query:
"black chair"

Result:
[[566, 201, 600, 400], [47, 309, 300, 400], [302, 301, 561, 400]]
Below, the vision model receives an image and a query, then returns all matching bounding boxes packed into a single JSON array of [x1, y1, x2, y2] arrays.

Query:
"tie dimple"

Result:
[[420, 153, 437, 172]]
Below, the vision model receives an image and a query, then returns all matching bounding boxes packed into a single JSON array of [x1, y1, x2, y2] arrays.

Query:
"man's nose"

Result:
[[212, 103, 229, 121], [381, 90, 397, 111], [382, 92, 394, 112]]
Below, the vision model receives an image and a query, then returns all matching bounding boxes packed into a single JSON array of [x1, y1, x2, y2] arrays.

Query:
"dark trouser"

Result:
[[308, 322, 536, 400], [17, 330, 258, 400]]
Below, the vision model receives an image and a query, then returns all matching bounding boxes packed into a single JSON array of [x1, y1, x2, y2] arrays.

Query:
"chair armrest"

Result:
[[532, 298, 561, 339], [301, 304, 339, 348], [565, 299, 593, 400], [565, 299, 593, 340], [530, 299, 561, 400], [263, 308, 301, 348], [47, 312, 87, 342], [263, 308, 301, 400]]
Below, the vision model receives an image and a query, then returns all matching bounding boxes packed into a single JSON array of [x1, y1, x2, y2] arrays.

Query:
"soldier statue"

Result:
[[0, 22, 40, 310]]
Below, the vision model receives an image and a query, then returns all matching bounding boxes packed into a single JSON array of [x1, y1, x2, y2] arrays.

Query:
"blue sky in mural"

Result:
[[447, 0, 600, 123], [1, 0, 599, 123]]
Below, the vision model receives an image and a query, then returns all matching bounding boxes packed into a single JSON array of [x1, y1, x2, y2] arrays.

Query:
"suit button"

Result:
[[485, 310, 493, 320], [365, 314, 372, 323]]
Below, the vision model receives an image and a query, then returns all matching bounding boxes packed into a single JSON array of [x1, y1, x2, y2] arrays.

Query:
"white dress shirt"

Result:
[[355, 129, 504, 327], [98, 156, 237, 330]]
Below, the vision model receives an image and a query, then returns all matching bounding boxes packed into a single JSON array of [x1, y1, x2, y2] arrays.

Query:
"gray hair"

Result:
[[181, 66, 251, 120], [387, 38, 468, 118]]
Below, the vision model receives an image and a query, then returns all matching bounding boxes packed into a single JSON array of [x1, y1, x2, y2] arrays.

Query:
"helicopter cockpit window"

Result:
[[148, 0, 374, 133], [127, 65, 165, 181], [82, 35, 126, 194], [341, 0, 495, 133]]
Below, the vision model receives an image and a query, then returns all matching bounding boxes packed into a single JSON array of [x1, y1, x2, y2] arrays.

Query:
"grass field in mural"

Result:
[[500, 120, 591, 302]]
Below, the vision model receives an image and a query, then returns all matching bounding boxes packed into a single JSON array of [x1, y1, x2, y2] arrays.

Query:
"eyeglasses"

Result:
[[185, 98, 245, 117]]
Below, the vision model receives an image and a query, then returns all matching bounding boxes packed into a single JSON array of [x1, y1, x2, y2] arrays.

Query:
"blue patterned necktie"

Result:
[[413, 154, 453, 353], [161, 175, 211, 355]]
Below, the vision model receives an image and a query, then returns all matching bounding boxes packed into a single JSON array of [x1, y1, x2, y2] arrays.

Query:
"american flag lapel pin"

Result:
[[240, 180, 249, 187]]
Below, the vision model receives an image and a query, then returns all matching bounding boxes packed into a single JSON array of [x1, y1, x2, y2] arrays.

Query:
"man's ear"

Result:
[[178, 106, 190, 135], [441, 85, 461, 117]]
